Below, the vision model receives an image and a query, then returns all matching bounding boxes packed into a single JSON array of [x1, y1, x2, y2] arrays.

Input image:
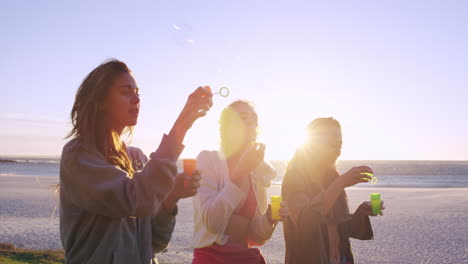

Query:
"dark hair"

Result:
[[305, 117, 341, 136]]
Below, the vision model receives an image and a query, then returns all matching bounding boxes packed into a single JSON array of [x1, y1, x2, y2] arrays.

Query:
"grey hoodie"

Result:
[[59, 134, 183, 264]]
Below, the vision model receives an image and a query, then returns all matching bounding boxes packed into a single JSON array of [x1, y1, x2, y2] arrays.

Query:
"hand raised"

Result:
[[230, 143, 265, 185], [339, 166, 374, 188]]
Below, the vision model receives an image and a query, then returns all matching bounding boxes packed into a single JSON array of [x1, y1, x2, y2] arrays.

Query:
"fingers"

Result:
[[201, 85, 213, 98], [193, 86, 213, 106], [256, 142, 266, 150], [186, 86, 213, 114], [191, 86, 212, 98], [356, 166, 373, 174], [247, 142, 259, 152], [351, 174, 371, 186], [358, 177, 371, 183], [352, 166, 373, 174], [345, 167, 373, 182], [188, 180, 200, 189], [191, 170, 202, 179], [246, 142, 265, 154], [278, 211, 288, 221], [185, 175, 201, 188], [245, 142, 265, 161], [182, 185, 198, 197], [279, 201, 289, 221], [175, 86, 213, 133], [357, 170, 372, 183], [180, 172, 202, 197], [175, 172, 186, 182], [279, 213, 289, 219], [254, 143, 266, 162], [256, 143, 266, 155], [359, 201, 371, 212], [191, 174, 202, 182]]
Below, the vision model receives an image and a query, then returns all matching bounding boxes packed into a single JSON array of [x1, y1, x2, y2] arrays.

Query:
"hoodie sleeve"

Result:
[[60, 134, 184, 219]]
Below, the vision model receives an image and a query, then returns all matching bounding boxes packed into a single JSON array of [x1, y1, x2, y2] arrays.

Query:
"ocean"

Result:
[[1, 157, 468, 188]]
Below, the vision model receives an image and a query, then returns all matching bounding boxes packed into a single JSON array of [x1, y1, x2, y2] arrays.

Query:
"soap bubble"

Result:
[[172, 23, 195, 46]]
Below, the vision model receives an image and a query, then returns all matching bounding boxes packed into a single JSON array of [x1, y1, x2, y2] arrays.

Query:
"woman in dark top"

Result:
[[281, 118, 385, 264]]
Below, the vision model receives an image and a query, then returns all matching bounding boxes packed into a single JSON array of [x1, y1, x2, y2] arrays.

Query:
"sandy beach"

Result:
[[1, 175, 467, 263]]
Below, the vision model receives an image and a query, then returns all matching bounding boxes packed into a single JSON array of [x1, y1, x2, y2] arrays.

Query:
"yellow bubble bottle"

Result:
[[270, 196, 282, 220]]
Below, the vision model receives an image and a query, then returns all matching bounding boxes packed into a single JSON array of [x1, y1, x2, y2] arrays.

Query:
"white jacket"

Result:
[[191, 150, 278, 248]]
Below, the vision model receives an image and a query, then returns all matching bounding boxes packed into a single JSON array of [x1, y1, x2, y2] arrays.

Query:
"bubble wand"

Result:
[[207, 86, 230, 97]]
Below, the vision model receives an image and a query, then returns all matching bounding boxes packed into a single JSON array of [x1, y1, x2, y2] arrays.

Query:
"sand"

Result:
[[1, 175, 467, 263]]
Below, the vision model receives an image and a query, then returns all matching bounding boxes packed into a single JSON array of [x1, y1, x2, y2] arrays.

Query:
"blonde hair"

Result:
[[67, 59, 134, 175], [219, 100, 257, 157]]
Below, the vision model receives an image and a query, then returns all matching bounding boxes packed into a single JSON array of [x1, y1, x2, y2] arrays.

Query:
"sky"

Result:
[[1, 0, 467, 160]]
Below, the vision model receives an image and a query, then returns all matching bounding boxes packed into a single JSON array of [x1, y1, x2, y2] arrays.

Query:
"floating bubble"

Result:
[[171, 23, 194, 46], [172, 24, 181, 31]]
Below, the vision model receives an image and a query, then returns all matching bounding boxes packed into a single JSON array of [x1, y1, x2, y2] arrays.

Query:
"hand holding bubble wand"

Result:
[[361, 172, 378, 184]]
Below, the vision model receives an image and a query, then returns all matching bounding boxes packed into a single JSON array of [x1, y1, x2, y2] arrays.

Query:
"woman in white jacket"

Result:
[[191, 100, 289, 264]]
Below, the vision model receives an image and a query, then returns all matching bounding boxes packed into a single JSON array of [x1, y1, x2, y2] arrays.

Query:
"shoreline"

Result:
[[2, 174, 468, 189]]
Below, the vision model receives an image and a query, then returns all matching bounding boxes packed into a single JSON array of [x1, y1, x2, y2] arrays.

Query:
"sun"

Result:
[[259, 125, 308, 161]]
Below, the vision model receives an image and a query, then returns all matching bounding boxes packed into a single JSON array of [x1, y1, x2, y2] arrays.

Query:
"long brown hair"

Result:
[[67, 59, 134, 175]]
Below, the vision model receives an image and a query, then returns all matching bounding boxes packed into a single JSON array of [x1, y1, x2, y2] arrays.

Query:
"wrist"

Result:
[[333, 177, 346, 189], [354, 207, 362, 215], [163, 193, 180, 212], [169, 122, 187, 145]]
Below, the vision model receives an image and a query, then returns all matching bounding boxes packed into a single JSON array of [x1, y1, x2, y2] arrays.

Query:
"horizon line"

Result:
[[1, 155, 467, 162]]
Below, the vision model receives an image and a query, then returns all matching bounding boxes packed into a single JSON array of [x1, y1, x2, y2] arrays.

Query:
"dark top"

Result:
[[281, 147, 373, 264]]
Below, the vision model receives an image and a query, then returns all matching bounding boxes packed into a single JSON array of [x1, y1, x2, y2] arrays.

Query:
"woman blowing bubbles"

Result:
[[191, 100, 289, 264], [59, 59, 212, 264], [282, 118, 385, 264]]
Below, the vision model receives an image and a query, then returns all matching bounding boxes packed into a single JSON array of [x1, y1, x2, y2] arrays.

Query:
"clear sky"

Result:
[[1, 0, 467, 160]]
